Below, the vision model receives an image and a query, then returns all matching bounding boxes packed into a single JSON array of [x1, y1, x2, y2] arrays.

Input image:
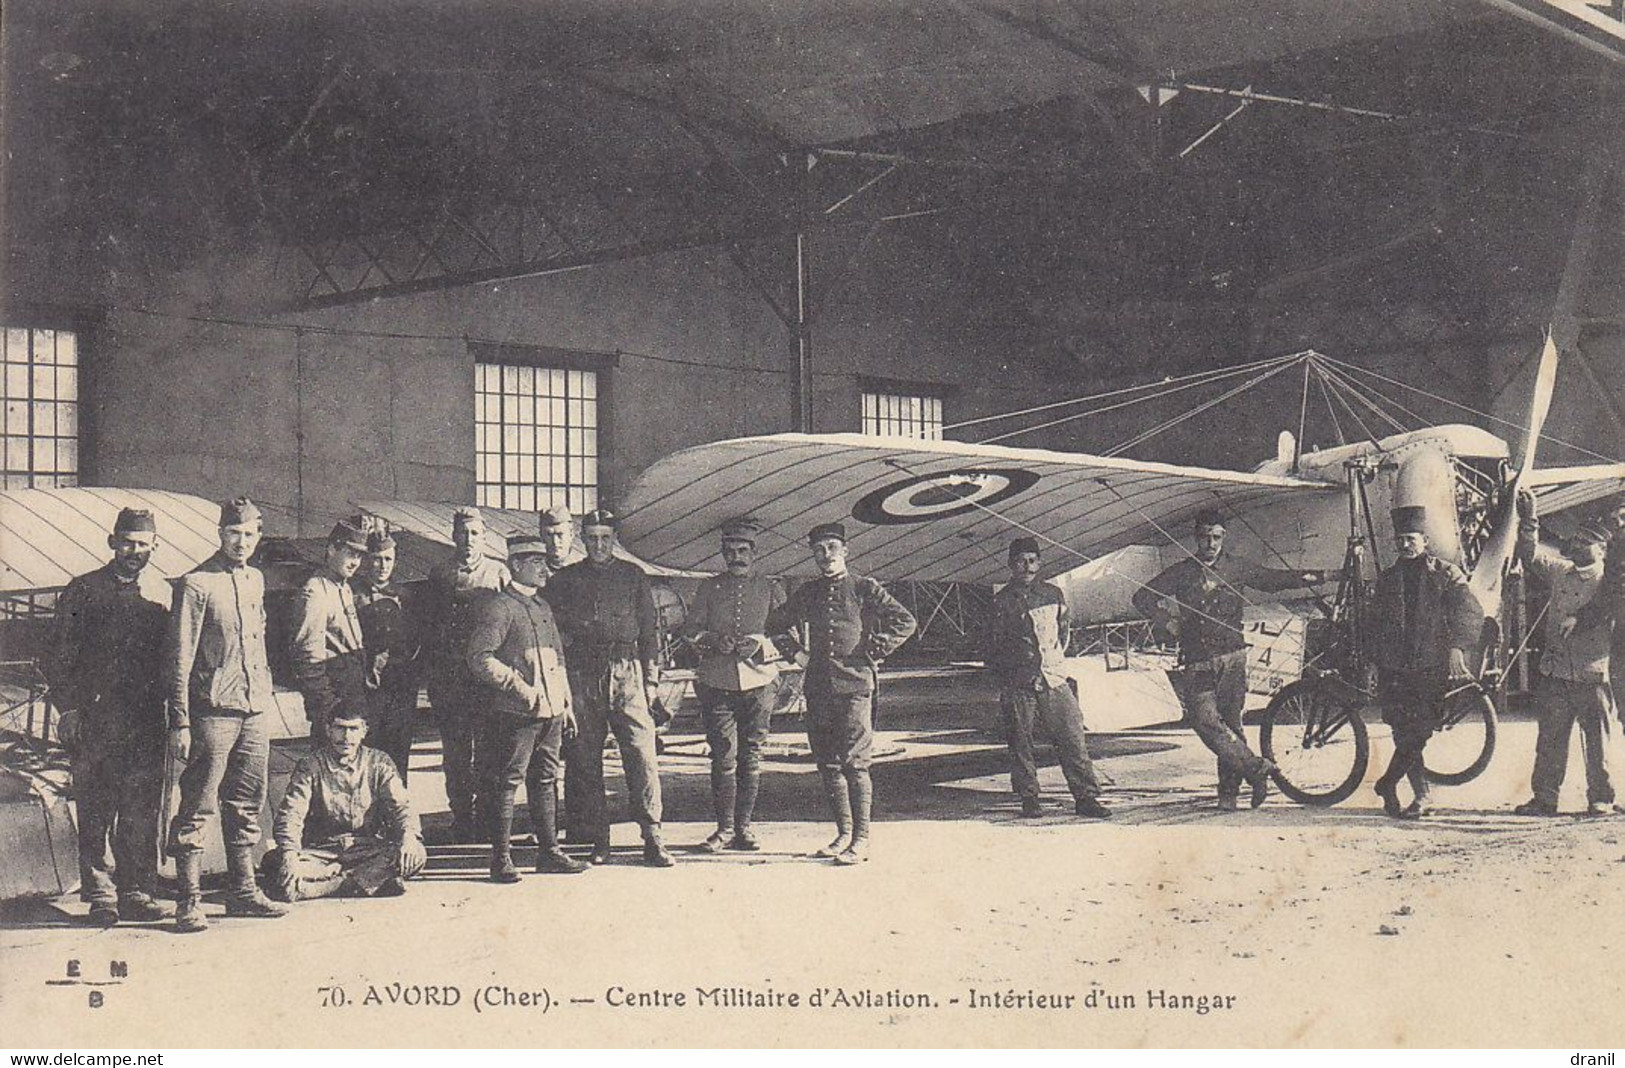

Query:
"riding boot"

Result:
[[815, 767, 853, 857], [731, 765, 762, 850], [704, 770, 736, 852], [490, 796, 520, 883], [224, 847, 289, 918], [173, 852, 208, 934], [530, 790, 586, 874], [836, 767, 872, 865]]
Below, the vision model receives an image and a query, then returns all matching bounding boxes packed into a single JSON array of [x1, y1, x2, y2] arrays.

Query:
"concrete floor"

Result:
[[3, 668, 1622, 1048]]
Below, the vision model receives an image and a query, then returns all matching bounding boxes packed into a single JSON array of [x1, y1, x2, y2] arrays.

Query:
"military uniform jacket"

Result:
[[289, 571, 367, 708], [544, 558, 659, 668], [681, 573, 787, 691], [274, 744, 419, 852], [1518, 517, 1610, 682], [986, 580, 1070, 691], [1133, 557, 1249, 664], [47, 562, 171, 718], [168, 553, 277, 727], [465, 586, 573, 721], [768, 572, 916, 695], [1371, 554, 1481, 678], [418, 556, 511, 685], [353, 580, 421, 699]]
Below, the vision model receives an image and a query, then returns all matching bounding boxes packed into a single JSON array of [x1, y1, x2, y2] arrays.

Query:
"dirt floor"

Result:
[[3, 668, 1623, 1048]]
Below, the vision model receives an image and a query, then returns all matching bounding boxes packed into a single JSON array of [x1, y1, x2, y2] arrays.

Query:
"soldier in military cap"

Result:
[[45, 507, 172, 925], [767, 522, 916, 865], [538, 505, 575, 572], [417, 506, 510, 842], [986, 536, 1111, 819], [1370, 504, 1482, 820], [679, 517, 787, 851], [1513, 493, 1616, 816], [467, 535, 585, 880], [353, 519, 421, 781], [289, 516, 370, 742], [166, 497, 288, 931], [545, 508, 673, 867]]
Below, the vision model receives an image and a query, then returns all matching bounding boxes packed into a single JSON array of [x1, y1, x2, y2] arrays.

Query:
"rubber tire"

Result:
[[1422, 685, 1497, 786], [1260, 677, 1371, 807]]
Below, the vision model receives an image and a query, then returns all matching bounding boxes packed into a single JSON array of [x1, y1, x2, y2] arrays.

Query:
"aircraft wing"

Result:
[[1526, 464, 1625, 517], [0, 487, 225, 595], [618, 434, 1342, 584]]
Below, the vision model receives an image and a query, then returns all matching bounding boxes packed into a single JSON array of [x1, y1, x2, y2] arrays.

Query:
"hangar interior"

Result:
[[3, 0, 1621, 537]]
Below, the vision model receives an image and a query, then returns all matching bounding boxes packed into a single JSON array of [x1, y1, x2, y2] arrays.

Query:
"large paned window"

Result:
[[2, 327, 79, 489], [475, 361, 599, 512], [862, 388, 943, 440]]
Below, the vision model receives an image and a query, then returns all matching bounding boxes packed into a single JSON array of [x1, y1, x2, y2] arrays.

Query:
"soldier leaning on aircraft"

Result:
[[1133, 509, 1324, 812]]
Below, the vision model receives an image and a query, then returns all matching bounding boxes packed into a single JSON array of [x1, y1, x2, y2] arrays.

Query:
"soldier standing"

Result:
[[466, 535, 586, 880], [45, 507, 172, 926], [546, 509, 673, 867], [1514, 492, 1616, 816], [166, 497, 288, 932], [679, 517, 786, 851], [289, 517, 369, 742], [768, 522, 916, 866], [1370, 504, 1482, 820], [986, 537, 1111, 819], [353, 522, 421, 781], [418, 507, 510, 841]]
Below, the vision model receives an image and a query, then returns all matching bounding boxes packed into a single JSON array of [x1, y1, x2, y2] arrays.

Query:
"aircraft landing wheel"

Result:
[[1422, 684, 1497, 786], [1260, 677, 1371, 807]]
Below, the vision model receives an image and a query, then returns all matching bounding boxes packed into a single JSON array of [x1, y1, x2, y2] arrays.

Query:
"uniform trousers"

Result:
[[1169, 649, 1263, 799], [1000, 680, 1103, 803], [563, 657, 663, 842], [1531, 674, 1615, 808], [167, 709, 268, 856], [71, 706, 166, 905], [262, 835, 423, 901]]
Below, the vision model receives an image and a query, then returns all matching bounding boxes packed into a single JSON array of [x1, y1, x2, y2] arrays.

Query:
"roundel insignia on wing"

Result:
[[851, 468, 1041, 525]]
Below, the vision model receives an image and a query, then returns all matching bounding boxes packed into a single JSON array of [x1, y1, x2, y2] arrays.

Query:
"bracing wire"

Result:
[[1103, 358, 1303, 457]]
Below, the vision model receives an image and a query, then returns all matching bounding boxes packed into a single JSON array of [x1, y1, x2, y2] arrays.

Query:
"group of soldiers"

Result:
[[42, 483, 1625, 933]]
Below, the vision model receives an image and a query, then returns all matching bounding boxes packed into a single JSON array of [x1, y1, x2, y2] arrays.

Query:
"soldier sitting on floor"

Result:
[[262, 707, 426, 901]]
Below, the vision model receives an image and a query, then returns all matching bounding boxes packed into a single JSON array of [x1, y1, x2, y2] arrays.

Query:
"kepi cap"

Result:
[[452, 506, 483, 530], [507, 534, 549, 559], [720, 516, 762, 545], [1573, 519, 1612, 546], [113, 507, 157, 536], [807, 521, 846, 546]]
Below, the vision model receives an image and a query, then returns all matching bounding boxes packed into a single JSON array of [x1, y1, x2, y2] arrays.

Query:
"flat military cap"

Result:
[[452, 506, 483, 529], [807, 521, 847, 545], [581, 508, 618, 531], [720, 516, 762, 545], [113, 507, 157, 535], [1391, 505, 1429, 535], [1192, 508, 1226, 530], [219, 497, 262, 526], [1008, 536, 1041, 558], [507, 534, 548, 559], [328, 517, 369, 552], [1573, 519, 1612, 546], [538, 505, 573, 530]]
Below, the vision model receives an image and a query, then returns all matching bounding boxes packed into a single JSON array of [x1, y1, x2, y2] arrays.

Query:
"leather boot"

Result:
[[173, 852, 209, 933], [834, 767, 872, 866], [529, 790, 586, 874], [642, 825, 676, 868], [490, 801, 521, 883], [731, 764, 762, 850], [814, 767, 853, 857], [1248, 759, 1274, 809], [224, 847, 288, 918]]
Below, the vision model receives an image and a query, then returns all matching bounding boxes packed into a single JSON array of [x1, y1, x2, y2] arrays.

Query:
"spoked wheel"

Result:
[[1260, 676, 1371, 806], [1422, 683, 1497, 785]]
